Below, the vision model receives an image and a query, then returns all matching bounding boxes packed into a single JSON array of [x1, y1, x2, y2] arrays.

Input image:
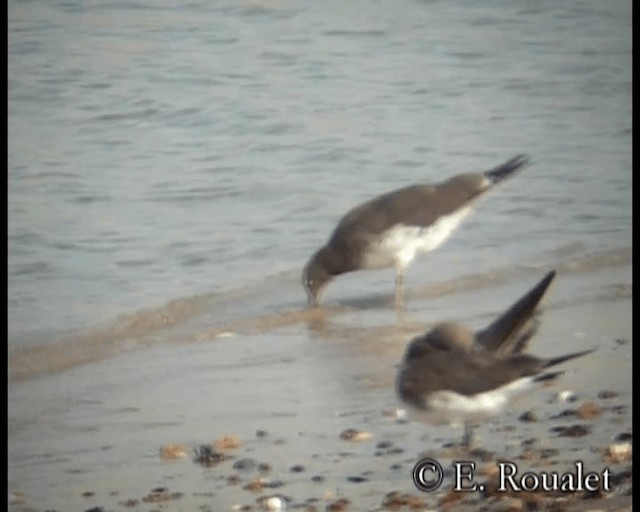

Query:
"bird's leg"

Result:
[[395, 267, 405, 307], [462, 423, 476, 453]]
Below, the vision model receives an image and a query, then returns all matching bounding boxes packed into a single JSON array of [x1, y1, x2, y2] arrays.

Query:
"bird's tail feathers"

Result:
[[546, 348, 596, 369], [477, 270, 556, 355], [484, 154, 530, 184]]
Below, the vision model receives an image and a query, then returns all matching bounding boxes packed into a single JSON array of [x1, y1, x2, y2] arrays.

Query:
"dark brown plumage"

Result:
[[302, 155, 530, 306]]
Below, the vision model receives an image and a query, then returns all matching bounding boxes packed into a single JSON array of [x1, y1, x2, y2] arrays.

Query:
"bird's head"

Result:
[[302, 250, 333, 307]]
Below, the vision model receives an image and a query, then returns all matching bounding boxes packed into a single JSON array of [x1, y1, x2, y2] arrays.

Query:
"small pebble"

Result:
[[289, 464, 305, 473], [345, 475, 368, 483], [382, 491, 426, 509], [614, 432, 632, 442], [325, 498, 350, 511], [233, 458, 258, 471], [598, 390, 619, 399], [194, 446, 228, 467], [81, 491, 95, 498], [339, 429, 372, 442], [576, 401, 601, 420], [256, 494, 289, 511], [606, 442, 632, 463], [160, 443, 189, 460], [227, 475, 242, 486], [256, 430, 269, 438], [310, 475, 325, 483], [214, 435, 242, 451], [555, 390, 577, 403], [518, 411, 537, 423], [258, 463, 273, 473], [550, 424, 591, 437]]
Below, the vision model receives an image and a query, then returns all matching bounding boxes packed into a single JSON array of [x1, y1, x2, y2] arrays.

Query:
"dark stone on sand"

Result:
[[376, 441, 393, 449], [518, 411, 537, 422], [470, 448, 495, 462], [346, 475, 368, 483], [226, 475, 241, 486], [119, 499, 139, 508], [550, 424, 591, 437], [233, 458, 257, 471], [614, 432, 632, 442], [539, 448, 560, 459], [263, 479, 286, 489], [615, 338, 629, 345], [382, 490, 426, 509], [142, 489, 183, 503], [311, 475, 325, 483], [390, 463, 403, 470], [326, 498, 351, 511], [550, 408, 576, 419], [256, 429, 269, 438], [598, 390, 619, 399], [84, 508, 104, 512], [290, 464, 305, 473], [258, 462, 273, 473], [193, 446, 228, 467], [81, 491, 95, 498], [521, 438, 536, 447]]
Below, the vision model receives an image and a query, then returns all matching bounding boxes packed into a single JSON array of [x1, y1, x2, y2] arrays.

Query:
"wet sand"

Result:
[[8, 262, 632, 511]]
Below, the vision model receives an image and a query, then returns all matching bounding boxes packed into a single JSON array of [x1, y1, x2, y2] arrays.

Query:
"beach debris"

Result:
[[243, 478, 285, 492], [325, 497, 351, 511], [555, 390, 577, 403], [606, 442, 632, 463], [160, 443, 189, 461], [193, 445, 229, 467], [214, 435, 242, 451], [258, 462, 273, 473], [383, 491, 427, 510], [118, 499, 139, 508], [598, 390, 619, 400], [216, 331, 236, 338], [289, 464, 305, 473], [550, 424, 591, 438], [233, 458, 257, 471], [576, 401, 601, 420], [382, 408, 407, 420], [518, 411, 537, 422], [256, 494, 290, 510], [339, 428, 372, 442], [614, 432, 632, 442], [227, 475, 242, 486], [141, 487, 183, 503]]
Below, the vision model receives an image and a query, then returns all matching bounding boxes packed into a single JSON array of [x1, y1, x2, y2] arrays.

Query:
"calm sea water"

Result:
[[8, 0, 631, 349]]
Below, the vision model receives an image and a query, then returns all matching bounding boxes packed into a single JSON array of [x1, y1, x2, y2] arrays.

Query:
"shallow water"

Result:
[[8, 0, 632, 354]]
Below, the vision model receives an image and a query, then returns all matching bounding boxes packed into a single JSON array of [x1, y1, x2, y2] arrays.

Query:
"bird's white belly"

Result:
[[362, 206, 473, 270], [408, 376, 535, 427]]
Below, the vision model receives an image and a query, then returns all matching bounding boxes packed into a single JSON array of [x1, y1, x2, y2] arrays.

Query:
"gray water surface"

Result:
[[8, 0, 632, 349]]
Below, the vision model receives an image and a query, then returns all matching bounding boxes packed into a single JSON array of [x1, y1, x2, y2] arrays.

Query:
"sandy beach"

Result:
[[8, 258, 632, 512]]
